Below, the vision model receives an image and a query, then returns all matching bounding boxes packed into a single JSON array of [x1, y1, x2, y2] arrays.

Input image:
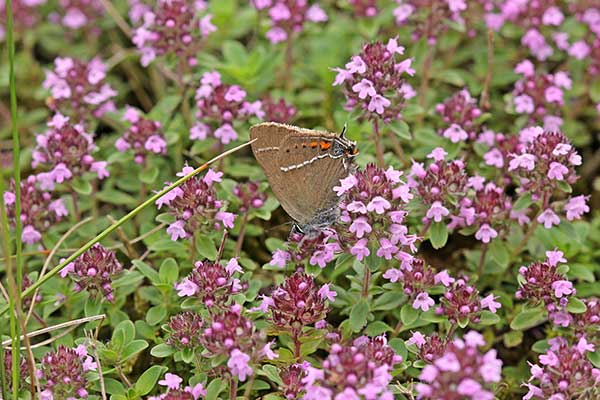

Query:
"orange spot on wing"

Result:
[[352, 148, 359, 155], [310, 141, 318, 148], [319, 141, 331, 150]]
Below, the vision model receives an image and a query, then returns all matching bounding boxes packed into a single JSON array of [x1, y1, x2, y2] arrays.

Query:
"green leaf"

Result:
[[587, 349, 600, 368], [510, 306, 546, 330], [513, 193, 533, 211], [488, 241, 509, 270], [146, 304, 167, 325], [478, 311, 501, 326], [400, 303, 419, 325], [388, 338, 408, 361], [101, 378, 126, 395], [71, 178, 92, 195], [150, 343, 175, 358], [556, 180, 572, 193], [566, 297, 587, 314], [132, 259, 160, 284], [388, 120, 411, 140], [139, 165, 159, 184], [503, 330, 523, 348], [429, 222, 448, 249], [365, 321, 392, 336], [222, 40, 248, 64], [349, 300, 370, 332], [122, 339, 149, 361], [148, 95, 181, 124], [135, 365, 168, 395], [195, 235, 217, 260], [159, 258, 179, 285], [205, 378, 224, 400], [531, 339, 550, 353]]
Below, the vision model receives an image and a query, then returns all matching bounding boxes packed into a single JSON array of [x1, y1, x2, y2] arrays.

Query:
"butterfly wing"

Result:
[[250, 122, 352, 226]]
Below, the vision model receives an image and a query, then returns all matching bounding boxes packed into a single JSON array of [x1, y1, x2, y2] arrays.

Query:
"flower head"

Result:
[[39, 345, 96, 398], [116, 107, 167, 163], [253, 0, 327, 44]]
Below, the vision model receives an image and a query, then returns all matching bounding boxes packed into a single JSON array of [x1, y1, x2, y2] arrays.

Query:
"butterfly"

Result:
[[250, 122, 358, 235]]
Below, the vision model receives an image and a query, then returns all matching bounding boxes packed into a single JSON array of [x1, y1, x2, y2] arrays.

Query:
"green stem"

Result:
[[477, 242, 488, 277], [0, 141, 256, 317], [6, 0, 22, 396], [235, 212, 249, 256], [361, 268, 371, 298], [230, 377, 238, 400], [372, 119, 385, 167]]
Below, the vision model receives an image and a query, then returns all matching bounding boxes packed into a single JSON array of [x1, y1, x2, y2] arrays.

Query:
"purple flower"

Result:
[[318, 283, 337, 302], [480, 294, 501, 313], [167, 220, 188, 241], [426, 201, 449, 223], [61, 244, 122, 301], [475, 224, 498, 244], [551, 280, 573, 298], [564, 195, 589, 221], [159, 373, 183, 390], [39, 345, 92, 397], [413, 292, 435, 311], [334, 39, 414, 122], [537, 209, 560, 229], [394, 0, 467, 42], [228, 349, 253, 381], [253, 0, 327, 43]]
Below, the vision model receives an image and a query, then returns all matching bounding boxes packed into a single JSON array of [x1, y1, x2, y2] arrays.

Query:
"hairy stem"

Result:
[[372, 119, 385, 167]]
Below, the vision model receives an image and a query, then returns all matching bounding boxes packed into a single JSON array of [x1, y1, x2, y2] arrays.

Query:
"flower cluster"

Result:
[[436, 89, 482, 142], [156, 167, 235, 241], [115, 106, 167, 164], [233, 181, 267, 213], [174, 258, 245, 308], [458, 182, 512, 243], [394, 0, 468, 44], [335, 164, 417, 263], [438, 276, 501, 324], [4, 175, 68, 244], [32, 114, 109, 190], [523, 336, 600, 399], [333, 38, 416, 122], [59, 244, 123, 301], [0, 0, 46, 40], [268, 229, 340, 269], [148, 372, 206, 400], [416, 331, 502, 400], [508, 128, 588, 228], [407, 331, 447, 363], [484, 1, 563, 60], [516, 250, 575, 326], [571, 297, 600, 342], [511, 60, 571, 127], [39, 344, 97, 399], [260, 95, 297, 123], [51, 0, 105, 32], [166, 311, 204, 350], [2, 350, 29, 392], [261, 272, 332, 335], [191, 70, 263, 145], [132, 0, 215, 67], [280, 364, 306, 399], [199, 304, 277, 381], [480, 128, 524, 170], [252, 0, 327, 44], [384, 257, 456, 311], [301, 335, 402, 399], [409, 148, 468, 228], [348, 0, 378, 18], [43, 57, 117, 122]]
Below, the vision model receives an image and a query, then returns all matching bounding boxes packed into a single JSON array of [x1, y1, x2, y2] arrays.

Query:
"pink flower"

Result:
[[508, 153, 535, 171], [266, 27, 287, 43], [367, 196, 391, 214], [333, 174, 358, 195], [349, 217, 372, 238], [175, 278, 199, 297], [514, 94, 534, 114], [347, 201, 367, 214], [91, 161, 109, 179], [22, 225, 42, 244], [203, 169, 223, 186], [551, 280, 573, 298], [367, 94, 391, 114], [306, 4, 327, 22], [352, 79, 376, 99], [475, 224, 498, 243], [434, 270, 455, 287], [145, 135, 167, 153], [565, 195, 589, 221], [350, 239, 370, 261], [213, 124, 238, 144], [167, 220, 188, 241], [226, 258, 242, 275], [199, 14, 216, 36], [346, 56, 367, 74], [544, 86, 563, 104], [269, 249, 290, 268], [158, 372, 183, 390], [569, 41, 590, 60], [413, 292, 435, 311], [443, 124, 468, 143], [547, 162, 568, 180], [480, 294, 501, 313], [260, 341, 279, 360], [331, 67, 353, 86], [537, 209, 560, 229], [190, 122, 210, 140], [318, 284, 337, 302], [408, 331, 426, 347], [426, 201, 449, 223], [484, 149, 504, 168], [545, 249, 566, 267], [228, 349, 252, 381], [576, 337, 595, 354], [383, 268, 402, 282], [515, 60, 535, 77], [216, 211, 236, 229], [224, 86, 246, 102], [457, 378, 482, 396], [376, 238, 398, 259], [542, 7, 564, 25]]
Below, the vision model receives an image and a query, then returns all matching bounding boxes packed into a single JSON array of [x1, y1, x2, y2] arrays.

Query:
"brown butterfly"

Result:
[[250, 122, 358, 235]]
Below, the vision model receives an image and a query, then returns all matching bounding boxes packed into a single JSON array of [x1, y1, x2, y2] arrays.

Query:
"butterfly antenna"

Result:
[[265, 221, 294, 234], [340, 123, 348, 138]]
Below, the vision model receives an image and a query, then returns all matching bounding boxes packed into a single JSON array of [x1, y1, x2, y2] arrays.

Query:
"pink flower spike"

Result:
[[413, 292, 434, 312]]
